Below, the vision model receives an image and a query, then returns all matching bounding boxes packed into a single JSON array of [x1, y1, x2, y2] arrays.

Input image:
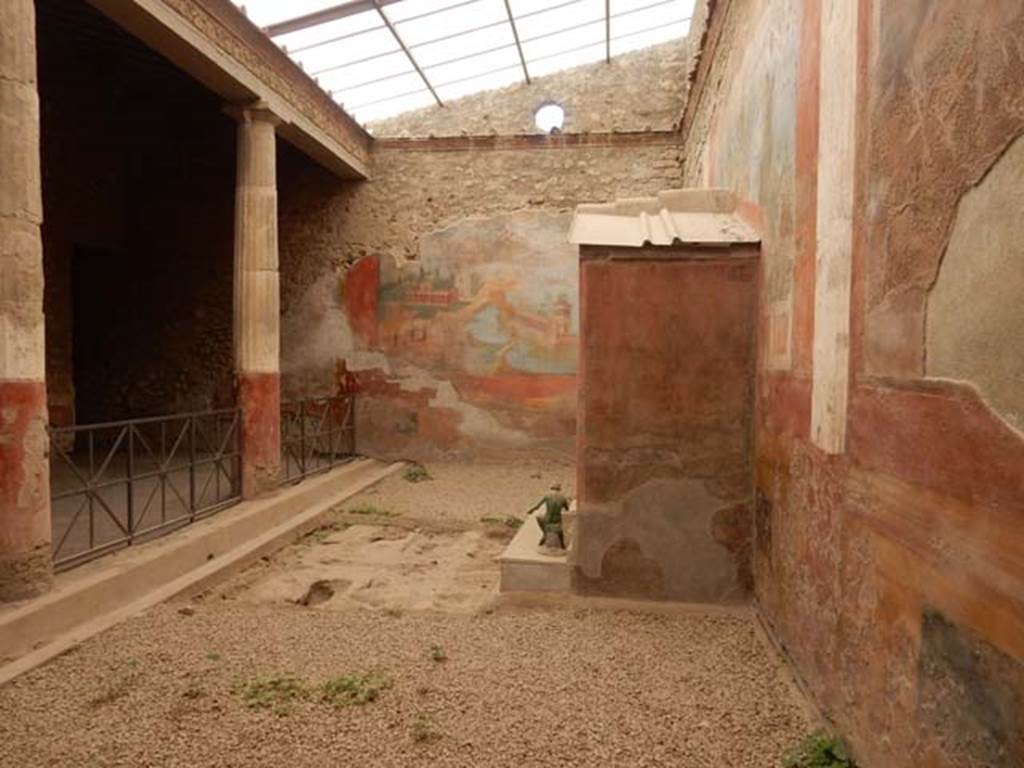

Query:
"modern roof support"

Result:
[[605, 0, 611, 63], [253, 0, 691, 121], [264, 0, 404, 37], [345, 15, 691, 111], [371, 0, 443, 106], [504, 0, 531, 84]]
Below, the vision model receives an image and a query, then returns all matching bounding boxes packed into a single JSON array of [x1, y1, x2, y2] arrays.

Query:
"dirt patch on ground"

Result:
[[211, 460, 574, 614], [220, 523, 504, 614]]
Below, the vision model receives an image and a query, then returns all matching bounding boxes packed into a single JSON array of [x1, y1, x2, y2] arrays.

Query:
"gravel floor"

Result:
[[0, 461, 815, 767], [0, 603, 812, 767]]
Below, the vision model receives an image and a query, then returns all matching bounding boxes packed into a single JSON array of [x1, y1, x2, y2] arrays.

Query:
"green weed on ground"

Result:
[[320, 672, 392, 708], [783, 731, 857, 768], [301, 521, 348, 545], [403, 464, 431, 483], [346, 504, 400, 518], [235, 672, 392, 715], [411, 712, 444, 743], [236, 675, 308, 716]]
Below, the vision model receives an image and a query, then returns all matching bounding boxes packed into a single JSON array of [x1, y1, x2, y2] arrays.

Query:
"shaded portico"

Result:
[[0, 0, 368, 598]]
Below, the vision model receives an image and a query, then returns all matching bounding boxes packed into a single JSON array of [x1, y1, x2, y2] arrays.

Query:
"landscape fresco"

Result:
[[369, 210, 578, 450]]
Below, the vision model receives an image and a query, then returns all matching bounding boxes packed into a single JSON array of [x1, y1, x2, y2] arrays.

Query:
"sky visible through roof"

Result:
[[233, 0, 694, 126]]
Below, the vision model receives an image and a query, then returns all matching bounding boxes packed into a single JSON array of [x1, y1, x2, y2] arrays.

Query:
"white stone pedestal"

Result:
[[496, 509, 571, 592]]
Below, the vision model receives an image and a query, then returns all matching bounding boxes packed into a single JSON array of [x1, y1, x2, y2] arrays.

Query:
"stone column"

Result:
[[230, 103, 281, 497], [0, 0, 52, 599]]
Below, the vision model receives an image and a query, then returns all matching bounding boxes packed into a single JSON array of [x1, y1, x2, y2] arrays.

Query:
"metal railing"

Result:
[[280, 395, 356, 484], [48, 408, 241, 571]]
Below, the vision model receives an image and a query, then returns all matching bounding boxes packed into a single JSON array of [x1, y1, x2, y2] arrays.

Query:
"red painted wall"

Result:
[[343, 256, 378, 348], [685, 0, 1024, 765], [574, 246, 758, 601], [0, 381, 52, 600]]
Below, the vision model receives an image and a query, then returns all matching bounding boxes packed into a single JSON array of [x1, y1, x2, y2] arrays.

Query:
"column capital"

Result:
[[223, 100, 282, 127]]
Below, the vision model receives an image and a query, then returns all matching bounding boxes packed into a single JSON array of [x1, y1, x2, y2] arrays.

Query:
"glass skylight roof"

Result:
[[233, 0, 694, 125]]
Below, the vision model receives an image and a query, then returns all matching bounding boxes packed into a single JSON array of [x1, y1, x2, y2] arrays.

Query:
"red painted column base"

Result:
[[0, 380, 53, 601], [237, 372, 281, 499]]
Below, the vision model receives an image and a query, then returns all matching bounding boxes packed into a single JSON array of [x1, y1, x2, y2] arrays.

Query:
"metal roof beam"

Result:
[[350, 86, 430, 111], [312, 47, 402, 77], [605, 0, 611, 62], [330, 67, 416, 94], [503, 0, 531, 84], [348, 16, 692, 107], [264, 0, 404, 38], [371, 0, 443, 106], [288, 22, 387, 55], [327, 1, 683, 88], [298, 0, 649, 74], [289, 0, 586, 57], [411, 16, 509, 49], [518, 15, 691, 70], [344, 14, 688, 112], [397, 0, 481, 25], [521, 0, 680, 51], [284, 0, 483, 56]]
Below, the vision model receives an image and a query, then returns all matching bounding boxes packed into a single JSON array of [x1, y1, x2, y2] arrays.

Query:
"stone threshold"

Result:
[[0, 458, 404, 686]]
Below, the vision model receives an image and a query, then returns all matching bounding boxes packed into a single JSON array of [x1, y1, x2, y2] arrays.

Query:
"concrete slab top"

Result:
[[569, 188, 761, 247]]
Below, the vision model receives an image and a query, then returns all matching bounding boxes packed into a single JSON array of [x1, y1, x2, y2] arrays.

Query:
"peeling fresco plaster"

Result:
[[863, 0, 1024, 378], [927, 132, 1024, 434], [281, 211, 576, 458]]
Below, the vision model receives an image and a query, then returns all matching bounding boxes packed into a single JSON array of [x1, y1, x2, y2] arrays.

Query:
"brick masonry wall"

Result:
[[680, 1, 1024, 766]]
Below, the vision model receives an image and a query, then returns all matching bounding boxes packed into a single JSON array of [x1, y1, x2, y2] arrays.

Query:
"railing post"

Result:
[[214, 413, 221, 503], [189, 414, 197, 519], [299, 400, 306, 476], [347, 395, 355, 456], [125, 425, 135, 537], [159, 421, 167, 526], [88, 430, 96, 549], [330, 399, 338, 467]]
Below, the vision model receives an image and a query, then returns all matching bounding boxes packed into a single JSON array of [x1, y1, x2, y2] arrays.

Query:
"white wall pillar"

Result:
[[811, 0, 859, 454]]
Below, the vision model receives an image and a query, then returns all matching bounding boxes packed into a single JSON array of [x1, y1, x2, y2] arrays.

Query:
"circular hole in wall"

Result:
[[534, 103, 565, 134]]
